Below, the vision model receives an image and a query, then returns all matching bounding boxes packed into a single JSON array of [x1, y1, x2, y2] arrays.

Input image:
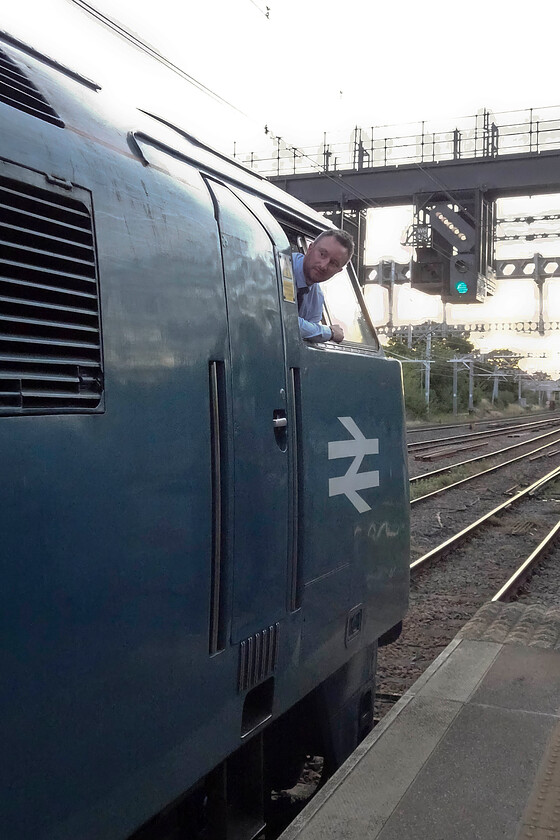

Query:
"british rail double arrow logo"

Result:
[[328, 417, 380, 513]]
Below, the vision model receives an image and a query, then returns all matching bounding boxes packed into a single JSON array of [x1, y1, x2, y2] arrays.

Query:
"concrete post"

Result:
[[425, 332, 431, 412], [534, 253, 545, 337], [452, 359, 458, 416], [492, 366, 499, 404], [387, 262, 395, 329]]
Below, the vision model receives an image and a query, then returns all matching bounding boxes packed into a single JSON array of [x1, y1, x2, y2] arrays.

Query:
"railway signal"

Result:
[[409, 190, 497, 303]]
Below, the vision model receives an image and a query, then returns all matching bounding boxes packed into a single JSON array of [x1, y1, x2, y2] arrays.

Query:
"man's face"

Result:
[[302, 236, 350, 286]]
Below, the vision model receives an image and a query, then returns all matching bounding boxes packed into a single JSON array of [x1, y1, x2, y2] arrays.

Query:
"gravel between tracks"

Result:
[[408, 423, 560, 479], [376, 444, 560, 722]]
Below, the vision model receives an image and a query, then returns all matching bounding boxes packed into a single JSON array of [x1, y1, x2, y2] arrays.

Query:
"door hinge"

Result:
[[45, 174, 73, 190]]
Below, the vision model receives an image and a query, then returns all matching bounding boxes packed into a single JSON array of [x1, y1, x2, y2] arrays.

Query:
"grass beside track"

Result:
[[409, 457, 504, 501]]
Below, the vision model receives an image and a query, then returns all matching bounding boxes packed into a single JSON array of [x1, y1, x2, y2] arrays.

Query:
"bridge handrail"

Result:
[[235, 105, 560, 177]]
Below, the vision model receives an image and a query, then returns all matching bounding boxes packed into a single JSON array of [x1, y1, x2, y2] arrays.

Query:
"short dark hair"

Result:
[[313, 229, 354, 262]]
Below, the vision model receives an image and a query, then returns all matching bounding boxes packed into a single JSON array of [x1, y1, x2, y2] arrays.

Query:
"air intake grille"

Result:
[[238, 624, 279, 693], [0, 174, 103, 413], [0, 47, 63, 128]]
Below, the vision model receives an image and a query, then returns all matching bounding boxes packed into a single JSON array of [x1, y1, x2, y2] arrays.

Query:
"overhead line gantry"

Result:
[[238, 106, 560, 313]]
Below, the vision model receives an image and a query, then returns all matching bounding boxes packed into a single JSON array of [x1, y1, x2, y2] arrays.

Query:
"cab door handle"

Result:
[[273, 409, 288, 451], [273, 413, 287, 429]]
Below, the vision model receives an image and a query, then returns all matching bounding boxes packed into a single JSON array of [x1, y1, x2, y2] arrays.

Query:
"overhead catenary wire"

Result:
[[263, 129, 384, 211], [411, 159, 477, 226], [255, 136, 480, 269], [256, 136, 480, 268], [247, 0, 270, 18], [65, 0, 557, 329], [68, 0, 469, 234], [384, 347, 527, 382], [262, 124, 478, 226], [71, 0, 545, 248], [69, 0, 380, 216], [68, 0, 249, 115]]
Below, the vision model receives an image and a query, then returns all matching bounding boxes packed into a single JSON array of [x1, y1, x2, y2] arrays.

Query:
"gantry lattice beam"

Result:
[[269, 150, 560, 209], [376, 321, 560, 339]]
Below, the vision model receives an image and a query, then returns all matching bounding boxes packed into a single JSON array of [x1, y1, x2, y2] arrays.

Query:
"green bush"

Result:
[[384, 332, 525, 418]]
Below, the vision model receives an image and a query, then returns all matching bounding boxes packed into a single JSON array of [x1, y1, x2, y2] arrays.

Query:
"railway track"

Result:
[[377, 459, 560, 723], [492, 518, 560, 602], [410, 463, 560, 573], [407, 411, 559, 438], [269, 433, 560, 828], [409, 425, 560, 487], [407, 415, 560, 454], [374, 512, 560, 720], [411, 435, 560, 505], [270, 446, 560, 823]]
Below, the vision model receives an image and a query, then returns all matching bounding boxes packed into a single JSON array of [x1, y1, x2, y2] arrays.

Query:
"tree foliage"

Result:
[[385, 330, 526, 419]]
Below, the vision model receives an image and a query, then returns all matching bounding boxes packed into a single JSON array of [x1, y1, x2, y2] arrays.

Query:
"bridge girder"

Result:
[[269, 150, 560, 209]]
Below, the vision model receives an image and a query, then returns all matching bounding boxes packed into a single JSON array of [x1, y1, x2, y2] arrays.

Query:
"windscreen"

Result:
[[321, 265, 378, 349]]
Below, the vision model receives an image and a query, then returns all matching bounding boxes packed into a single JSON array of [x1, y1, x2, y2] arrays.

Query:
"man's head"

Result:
[[302, 230, 354, 286]]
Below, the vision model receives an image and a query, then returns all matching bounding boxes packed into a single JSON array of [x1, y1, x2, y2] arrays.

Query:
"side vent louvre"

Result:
[[0, 175, 103, 413], [238, 624, 279, 693], [0, 47, 64, 127]]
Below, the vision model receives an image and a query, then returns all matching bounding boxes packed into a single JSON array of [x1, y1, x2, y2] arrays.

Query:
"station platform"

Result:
[[279, 601, 560, 840]]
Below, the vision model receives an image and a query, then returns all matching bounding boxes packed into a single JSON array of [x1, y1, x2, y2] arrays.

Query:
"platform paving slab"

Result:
[[278, 603, 560, 840]]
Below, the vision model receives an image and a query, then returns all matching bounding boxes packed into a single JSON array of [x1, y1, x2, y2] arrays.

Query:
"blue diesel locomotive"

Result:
[[0, 28, 409, 840]]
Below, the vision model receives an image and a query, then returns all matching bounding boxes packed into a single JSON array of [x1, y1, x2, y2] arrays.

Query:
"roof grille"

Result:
[[0, 174, 103, 413], [0, 46, 63, 128]]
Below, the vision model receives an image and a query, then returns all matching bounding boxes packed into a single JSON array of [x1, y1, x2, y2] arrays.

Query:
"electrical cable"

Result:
[[69, 0, 382, 219], [264, 132, 384, 210], [247, 0, 270, 17], [410, 159, 477, 225], [383, 343, 527, 380], [259, 129, 478, 226], [68, 0, 457, 231], [67, 0, 545, 355], [68, 0, 249, 115]]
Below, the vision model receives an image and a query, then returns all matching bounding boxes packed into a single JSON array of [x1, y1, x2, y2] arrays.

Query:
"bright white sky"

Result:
[[6, 0, 560, 149], [5, 0, 560, 375]]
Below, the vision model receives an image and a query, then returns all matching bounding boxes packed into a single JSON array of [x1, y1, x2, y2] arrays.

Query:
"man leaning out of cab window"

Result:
[[292, 229, 354, 344]]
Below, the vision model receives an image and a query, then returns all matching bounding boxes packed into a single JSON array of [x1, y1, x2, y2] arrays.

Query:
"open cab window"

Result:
[[297, 235, 379, 350], [264, 207, 379, 351]]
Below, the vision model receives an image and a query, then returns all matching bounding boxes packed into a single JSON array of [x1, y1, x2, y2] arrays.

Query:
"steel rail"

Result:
[[407, 417, 560, 452], [410, 426, 560, 485], [407, 411, 558, 437], [410, 436, 560, 506], [491, 519, 560, 603], [410, 463, 560, 573], [414, 441, 488, 461]]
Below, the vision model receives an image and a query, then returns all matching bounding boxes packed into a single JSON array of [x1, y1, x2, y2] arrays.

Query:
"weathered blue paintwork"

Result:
[[0, 31, 409, 840]]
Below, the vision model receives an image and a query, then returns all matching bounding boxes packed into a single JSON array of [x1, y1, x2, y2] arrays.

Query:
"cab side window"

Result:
[[298, 236, 379, 349], [267, 209, 379, 349]]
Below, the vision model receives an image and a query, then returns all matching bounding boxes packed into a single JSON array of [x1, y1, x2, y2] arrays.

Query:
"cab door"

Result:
[[207, 181, 289, 643]]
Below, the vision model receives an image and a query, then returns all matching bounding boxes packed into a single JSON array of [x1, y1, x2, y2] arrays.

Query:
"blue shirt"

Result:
[[292, 252, 333, 342]]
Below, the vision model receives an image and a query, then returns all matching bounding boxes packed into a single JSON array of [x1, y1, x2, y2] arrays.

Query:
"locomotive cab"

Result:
[[0, 27, 409, 840]]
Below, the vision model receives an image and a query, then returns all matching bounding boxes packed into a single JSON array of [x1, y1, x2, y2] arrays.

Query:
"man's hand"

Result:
[[330, 324, 344, 343]]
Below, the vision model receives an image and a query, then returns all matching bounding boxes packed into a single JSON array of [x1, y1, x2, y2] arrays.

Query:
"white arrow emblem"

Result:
[[328, 417, 379, 513]]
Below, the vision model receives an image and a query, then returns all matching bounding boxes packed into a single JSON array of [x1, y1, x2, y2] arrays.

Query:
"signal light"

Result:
[[455, 281, 469, 294], [434, 211, 467, 240]]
